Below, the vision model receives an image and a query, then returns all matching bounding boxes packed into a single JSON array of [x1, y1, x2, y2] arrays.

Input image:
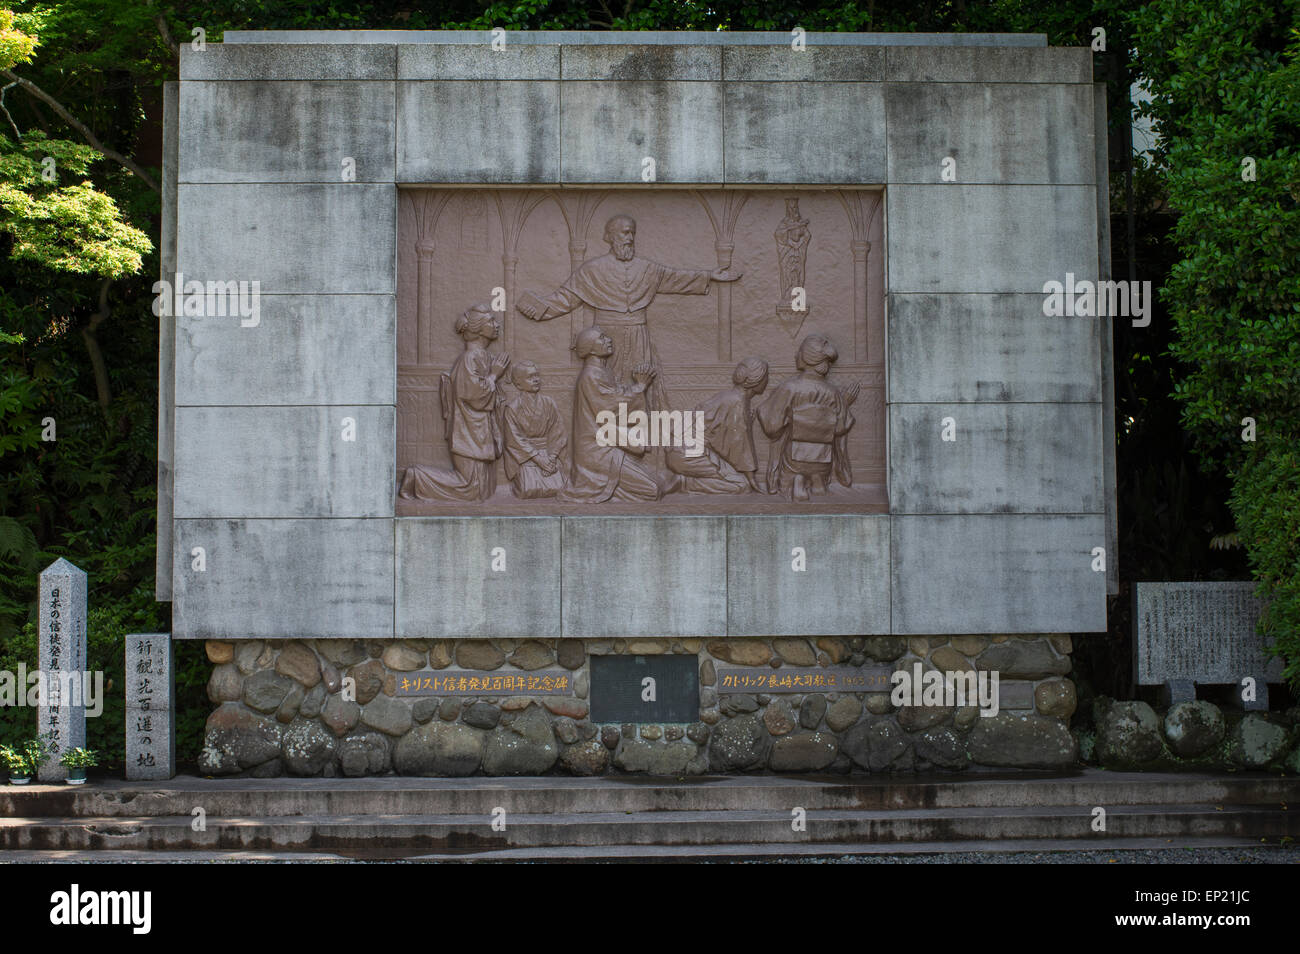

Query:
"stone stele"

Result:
[[37, 559, 87, 782]]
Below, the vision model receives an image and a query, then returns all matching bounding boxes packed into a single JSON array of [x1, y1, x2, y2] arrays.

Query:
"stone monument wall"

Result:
[[164, 30, 1114, 772]]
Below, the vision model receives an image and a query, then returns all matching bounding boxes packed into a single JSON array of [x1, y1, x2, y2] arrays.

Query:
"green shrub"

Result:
[[0, 733, 51, 776], [1130, 0, 1300, 687], [59, 746, 99, 768]]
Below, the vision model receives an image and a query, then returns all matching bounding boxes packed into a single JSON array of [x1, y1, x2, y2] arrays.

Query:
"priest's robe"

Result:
[[522, 254, 711, 391]]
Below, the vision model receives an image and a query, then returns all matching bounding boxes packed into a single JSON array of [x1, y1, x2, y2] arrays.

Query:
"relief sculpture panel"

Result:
[[397, 188, 885, 515]]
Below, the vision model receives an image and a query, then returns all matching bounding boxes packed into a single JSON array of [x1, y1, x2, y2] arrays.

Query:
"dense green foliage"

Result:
[[1, 6, 171, 760], [1129, 0, 1300, 684], [1, 132, 151, 275]]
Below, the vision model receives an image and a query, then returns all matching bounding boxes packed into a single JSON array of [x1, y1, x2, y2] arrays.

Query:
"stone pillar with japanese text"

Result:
[[125, 633, 175, 780], [37, 558, 87, 782]]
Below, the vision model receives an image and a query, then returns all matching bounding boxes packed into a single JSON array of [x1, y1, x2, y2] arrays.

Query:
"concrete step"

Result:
[[0, 837, 1284, 864], [3, 771, 1297, 819], [3, 805, 1296, 856]]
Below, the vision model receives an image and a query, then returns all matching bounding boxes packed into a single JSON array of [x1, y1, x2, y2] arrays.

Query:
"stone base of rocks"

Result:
[[1082, 697, 1300, 773], [199, 635, 1079, 778]]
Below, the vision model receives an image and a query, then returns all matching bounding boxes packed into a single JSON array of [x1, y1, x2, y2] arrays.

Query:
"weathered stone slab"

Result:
[[892, 515, 1107, 634], [398, 44, 558, 79], [562, 517, 726, 637], [562, 45, 720, 80], [396, 518, 561, 639], [888, 294, 1100, 403], [176, 183, 395, 294], [1134, 582, 1284, 685], [397, 81, 560, 182], [394, 670, 574, 695], [723, 83, 885, 183], [172, 519, 394, 639], [726, 515, 890, 635], [37, 559, 87, 782], [889, 403, 1103, 514], [885, 82, 1095, 185], [179, 43, 396, 80], [173, 406, 395, 519], [175, 295, 396, 407], [717, 666, 891, 693], [126, 633, 175, 780], [722, 45, 884, 81], [560, 81, 723, 182], [883, 46, 1090, 84], [179, 80, 395, 183], [887, 185, 1097, 293]]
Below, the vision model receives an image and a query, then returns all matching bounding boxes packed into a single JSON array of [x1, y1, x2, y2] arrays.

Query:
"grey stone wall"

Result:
[[200, 636, 1078, 777], [166, 31, 1111, 641]]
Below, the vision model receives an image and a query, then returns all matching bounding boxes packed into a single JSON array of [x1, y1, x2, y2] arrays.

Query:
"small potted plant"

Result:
[[59, 747, 99, 785], [1, 735, 53, 784], [0, 744, 28, 784]]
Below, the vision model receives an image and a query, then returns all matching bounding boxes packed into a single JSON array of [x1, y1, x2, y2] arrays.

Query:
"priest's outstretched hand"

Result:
[[515, 291, 545, 320]]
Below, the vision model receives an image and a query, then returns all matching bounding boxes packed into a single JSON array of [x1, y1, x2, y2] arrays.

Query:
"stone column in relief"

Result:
[[409, 190, 455, 368], [715, 242, 735, 361], [568, 240, 589, 364], [836, 190, 881, 364], [691, 191, 747, 363], [502, 252, 519, 352], [416, 239, 436, 366], [851, 239, 870, 363], [125, 633, 175, 780], [495, 191, 549, 356], [37, 558, 87, 781]]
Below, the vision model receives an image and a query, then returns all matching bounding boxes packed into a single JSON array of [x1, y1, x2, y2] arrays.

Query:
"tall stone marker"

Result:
[[37, 558, 87, 781], [1135, 581, 1284, 710], [126, 633, 175, 780]]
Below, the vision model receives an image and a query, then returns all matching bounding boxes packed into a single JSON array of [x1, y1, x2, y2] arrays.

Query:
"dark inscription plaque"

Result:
[[717, 665, 892, 693], [394, 669, 574, 696], [590, 654, 699, 723]]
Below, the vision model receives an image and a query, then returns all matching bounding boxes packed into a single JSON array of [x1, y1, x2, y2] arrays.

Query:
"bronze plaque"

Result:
[[397, 188, 885, 515], [393, 670, 575, 696], [717, 666, 893, 693]]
